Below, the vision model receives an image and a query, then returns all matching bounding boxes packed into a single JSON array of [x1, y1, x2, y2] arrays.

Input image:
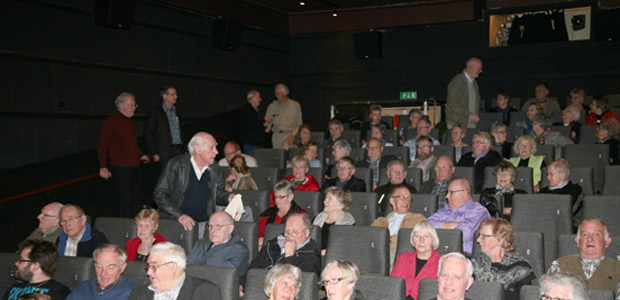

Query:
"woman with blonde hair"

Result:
[[125, 208, 167, 261], [509, 135, 546, 191]]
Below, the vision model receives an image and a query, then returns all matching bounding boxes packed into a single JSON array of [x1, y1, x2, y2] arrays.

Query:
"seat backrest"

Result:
[[186, 264, 239, 300], [405, 167, 423, 192], [478, 112, 504, 132], [342, 130, 362, 148], [156, 219, 199, 254], [418, 278, 504, 300], [582, 195, 620, 237], [232, 221, 258, 262], [122, 260, 150, 287], [237, 190, 270, 222], [589, 288, 616, 300], [55, 256, 94, 289], [395, 228, 463, 259], [311, 131, 325, 147], [507, 126, 525, 143], [382, 116, 394, 128], [357, 274, 406, 300], [551, 125, 572, 140], [384, 194, 437, 218], [557, 234, 620, 260], [509, 112, 527, 127], [0, 252, 18, 296], [349, 192, 378, 226], [242, 269, 318, 300], [250, 167, 280, 191], [293, 191, 322, 220], [433, 145, 455, 163], [563, 144, 609, 193], [253, 149, 287, 169], [325, 226, 390, 275], [540, 167, 594, 196], [453, 167, 475, 188], [263, 224, 321, 251], [93, 217, 136, 248], [511, 194, 573, 269], [519, 285, 540, 300], [602, 165, 620, 195], [353, 168, 372, 193], [578, 125, 598, 144], [482, 166, 533, 193], [382, 146, 410, 165]]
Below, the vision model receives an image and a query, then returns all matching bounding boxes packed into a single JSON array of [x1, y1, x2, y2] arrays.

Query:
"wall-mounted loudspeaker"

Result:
[[95, 0, 136, 29], [354, 31, 383, 59], [212, 18, 243, 51]]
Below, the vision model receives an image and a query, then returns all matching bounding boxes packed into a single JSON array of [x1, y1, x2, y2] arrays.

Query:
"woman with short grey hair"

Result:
[[539, 272, 590, 300], [262, 264, 302, 300], [320, 260, 364, 300]]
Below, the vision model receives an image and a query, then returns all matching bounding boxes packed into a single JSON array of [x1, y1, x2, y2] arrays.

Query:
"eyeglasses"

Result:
[[208, 224, 232, 231], [541, 295, 571, 300], [144, 261, 174, 273], [40, 211, 58, 218], [518, 144, 531, 148], [274, 194, 289, 200], [60, 215, 83, 224], [497, 172, 512, 178], [17, 259, 35, 264], [284, 229, 306, 237], [448, 189, 464, 195], [321, 277, 345, 286]]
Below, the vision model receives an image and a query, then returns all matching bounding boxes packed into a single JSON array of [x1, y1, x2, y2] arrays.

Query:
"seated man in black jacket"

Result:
[[322, 156, 366, 192], [57, 204, 108, 257], [457, 132, 502, 193], [240, 213, 321, 297]]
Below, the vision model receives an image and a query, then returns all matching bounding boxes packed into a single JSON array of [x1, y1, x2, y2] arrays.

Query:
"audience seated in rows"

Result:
[[522, 102, 543, 136], [427, 178, 490, 254], [479, 161, 526, 219], [259, 180, 307, 248], [125, 209, 167, 262], [547, 218, 619, 298], [66, 244, 135, 300], [391, 221, 442, 300], [358, 138, 398, 190], [410, 136, 439, 182], [218, 141, 258, 168], [419, 156, 456, 209], [25, 203, 63, 244], [320, 260, 365, 300], [530, 112, 574, 147], [471, 218, 536, 300], [399, 108, 423, 143], [58, 204, 109, 257], [322, 157, 366, 192], [3, 240, 71, 300], [375, 160, 416, 216], [509, 136, 545, 192], [363, 123, 393, 148], [457, 132, 503, 193], [312, 187, 356, 255], [371, 185, 426, 264]]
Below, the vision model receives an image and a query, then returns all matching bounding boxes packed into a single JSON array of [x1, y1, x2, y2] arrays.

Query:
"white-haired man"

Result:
[[446, 57, 482, 129], [539, 272, 590, 300], [128, 242, 220, 300], [432, 252, 474, 300], [264, 83, 302, 148]]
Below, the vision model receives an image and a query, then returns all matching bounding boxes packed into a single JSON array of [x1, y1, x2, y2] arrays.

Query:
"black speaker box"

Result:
[[354, 31, 383, 59], [95, 0, 136, 29], [595, 8, 620, 42], [212, 18, 243, 51]]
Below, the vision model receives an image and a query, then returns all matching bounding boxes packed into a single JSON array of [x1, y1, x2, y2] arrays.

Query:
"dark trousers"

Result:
[[108, 165, 142, 217]]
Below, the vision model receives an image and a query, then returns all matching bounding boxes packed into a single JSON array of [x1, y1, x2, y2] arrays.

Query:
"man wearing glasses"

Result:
[[427, 178, 490, 254], [145, 86, 185, 169], [2, 240, 70, 300], [187, 211, 249, 277], [66, 244, 135, 300], [57, 204, 108, 257], [241, 213, 321, 296], [24, 202, 64, 243], [128, 242, 220, 300], [98, 92, 150, 217], [403, 118, 440, 163], [371, 185, 426, 264], [457, 132, 502, 193]]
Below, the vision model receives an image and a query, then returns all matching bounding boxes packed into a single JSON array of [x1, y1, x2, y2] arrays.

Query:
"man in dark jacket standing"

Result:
[[239, 90, 266, 155], [144, 86, 184, 168]]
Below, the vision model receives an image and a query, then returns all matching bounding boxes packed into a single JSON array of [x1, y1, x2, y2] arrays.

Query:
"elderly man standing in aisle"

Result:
[[98, 92, 150, 217], [154, 132, 234, 239], [264, 83, 303, 148], [446, 57, 483, 129], [25, 202, 64, 243], [427, 178, 490, 254], [240, 89, 266, 155], [547, 218, 620, 298]]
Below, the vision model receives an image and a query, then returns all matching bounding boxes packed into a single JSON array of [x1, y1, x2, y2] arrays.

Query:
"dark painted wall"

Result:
[[0, 0, 290, 169], [289, 20, 620, 130]]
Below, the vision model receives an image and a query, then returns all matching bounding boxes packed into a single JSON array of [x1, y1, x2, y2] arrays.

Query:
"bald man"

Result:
[[154, 132, 234, 238], [25, 202, 64, 243], [446, 57, 482, 129]]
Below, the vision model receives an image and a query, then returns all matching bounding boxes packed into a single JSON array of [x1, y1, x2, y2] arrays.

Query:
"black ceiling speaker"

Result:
[[212, 18, 243, 51], [95, 0, 136, 29], [354, 31, 383, 59]]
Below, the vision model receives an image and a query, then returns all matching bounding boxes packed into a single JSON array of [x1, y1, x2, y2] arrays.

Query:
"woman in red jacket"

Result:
[[125, 208, 167, 261], [585, 94, 620, 126], [391, 221, 442, 300]]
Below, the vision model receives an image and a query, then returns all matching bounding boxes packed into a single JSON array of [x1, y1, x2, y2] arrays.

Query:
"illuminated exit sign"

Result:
[[400, 91, 417, 100]]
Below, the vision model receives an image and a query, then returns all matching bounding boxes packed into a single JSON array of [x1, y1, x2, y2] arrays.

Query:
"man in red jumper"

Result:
[[98, 92, 149, 217]]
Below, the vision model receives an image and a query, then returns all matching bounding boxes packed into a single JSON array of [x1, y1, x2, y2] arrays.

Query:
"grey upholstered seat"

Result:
[[540, 166, 594, 196], [602, 165, 620, 195], [56, 256, 94, 289], [342, 130, 362, 148], [349, 192, 378, 226], [231, 221, 258, 262], [0, 252, 18, 296], [236, 190, 270, 222], [433, 145, 455, 163], [356, 273, 406, 300], [249, 167, 280, 191], [293, 191, 322, 220], [122, 260, 150, 287], [325, 226, 390, 276], [382, 146, 410, 165], [563, 144, 609, 193], [93, 217, 136, 248], [418, 278, 504, 300], [156, 218, 199, 254], [253, 149, 287, 169], [557, 234, 620, 259], [582, 195, 620, 234], [186, 264, 239, 300], [243, 269, 318, 300]]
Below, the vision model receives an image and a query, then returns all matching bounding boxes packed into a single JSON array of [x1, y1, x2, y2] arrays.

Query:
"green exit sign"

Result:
[[400, 91, 417, 100]]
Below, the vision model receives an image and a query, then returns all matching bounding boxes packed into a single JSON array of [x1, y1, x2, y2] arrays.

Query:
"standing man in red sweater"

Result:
[[98, 92, 149, 217]]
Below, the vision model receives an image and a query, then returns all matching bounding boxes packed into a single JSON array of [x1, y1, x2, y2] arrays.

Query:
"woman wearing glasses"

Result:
[[479, 161, 526, 219], [471, 218, 536, 300], [509, 136, 545, 192], [258, 180, 306, 250], [391, 221, 441, 300], [491, 122, 512, 159], [320, 260, 365, 300], [125, 209, 167, 262]]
